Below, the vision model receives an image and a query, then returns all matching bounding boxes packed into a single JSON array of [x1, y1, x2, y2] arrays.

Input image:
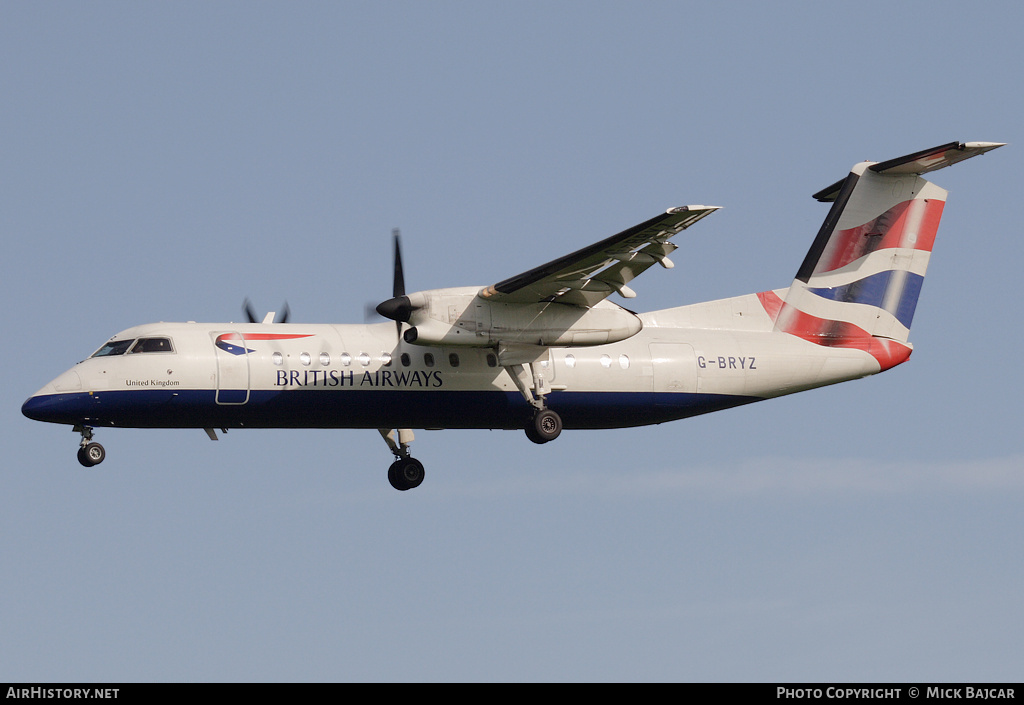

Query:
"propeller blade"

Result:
[[374, 229, 422, 336], [392, 228, 405, 299], [244, 299, 291, 324]]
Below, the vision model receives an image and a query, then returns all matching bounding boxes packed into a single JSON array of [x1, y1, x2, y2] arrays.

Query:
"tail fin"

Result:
[[772, 141, 1004, 370]]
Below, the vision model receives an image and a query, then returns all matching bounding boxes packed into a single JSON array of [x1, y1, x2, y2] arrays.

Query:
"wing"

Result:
[[479, 206, 720, 306]]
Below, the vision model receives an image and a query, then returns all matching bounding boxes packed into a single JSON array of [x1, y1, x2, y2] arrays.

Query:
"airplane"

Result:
[[22, 140, 1004, 490]]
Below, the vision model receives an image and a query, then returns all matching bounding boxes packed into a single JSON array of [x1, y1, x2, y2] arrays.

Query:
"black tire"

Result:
[[524, 423, 548, 444], [388, 458, 425, 491], [531, 409, 562, 443], [78, 442, 105, 467]]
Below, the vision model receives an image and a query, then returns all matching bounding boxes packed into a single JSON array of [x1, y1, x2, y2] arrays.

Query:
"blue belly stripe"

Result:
[[22, 388, 761, 430]]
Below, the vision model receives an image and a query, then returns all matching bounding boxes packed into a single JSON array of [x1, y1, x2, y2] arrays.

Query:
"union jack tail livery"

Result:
[[771, 141, 1004, 371]]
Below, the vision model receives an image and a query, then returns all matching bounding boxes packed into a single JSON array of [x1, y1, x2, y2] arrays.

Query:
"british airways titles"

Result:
[[275, 368, 444, 388]]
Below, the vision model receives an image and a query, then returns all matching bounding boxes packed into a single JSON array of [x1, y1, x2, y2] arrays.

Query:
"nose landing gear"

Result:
[[379, 428, 424, 491], [74, 425, 106, 467], [388, 457, 425, 491]]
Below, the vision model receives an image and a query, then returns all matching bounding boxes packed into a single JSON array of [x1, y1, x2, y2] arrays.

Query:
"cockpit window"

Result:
[[130, 337, 174, 354], [92, 340, 135, 357]]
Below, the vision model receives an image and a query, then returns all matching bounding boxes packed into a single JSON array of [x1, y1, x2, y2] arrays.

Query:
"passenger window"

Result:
[[486, 353, 497, 368], [401, 353, 411, 367], [92, 340, 135, 357], [449, 353, 460, 368], [424, 353, 435, 368]]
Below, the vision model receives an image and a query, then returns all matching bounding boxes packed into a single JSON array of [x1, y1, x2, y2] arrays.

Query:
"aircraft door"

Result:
[[213, 332, 251, 404], [649, 343, 698, 394]]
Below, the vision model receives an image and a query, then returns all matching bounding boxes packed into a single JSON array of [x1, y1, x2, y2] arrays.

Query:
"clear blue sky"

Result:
[[2, 1, 1021, 682]]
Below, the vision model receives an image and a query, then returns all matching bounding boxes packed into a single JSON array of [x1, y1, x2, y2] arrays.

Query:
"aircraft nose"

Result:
[[22, 370, 86, 424], [22, 390, 62, 422], [22, 390, 91, 425]]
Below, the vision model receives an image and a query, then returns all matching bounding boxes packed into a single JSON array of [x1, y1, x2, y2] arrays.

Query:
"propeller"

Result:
[[243, 298, 290, 324], [375, 229, 419, 334]]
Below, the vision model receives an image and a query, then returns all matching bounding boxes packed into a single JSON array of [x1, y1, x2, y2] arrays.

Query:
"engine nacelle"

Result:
[[390, 287, 642, 348]]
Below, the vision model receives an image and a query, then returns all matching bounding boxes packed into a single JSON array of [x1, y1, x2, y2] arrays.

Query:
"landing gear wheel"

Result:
[[388, 457, 425, 491], [77, 442, 105, 467], [525, 423, 546, 444], [527, 409, 562, 444]]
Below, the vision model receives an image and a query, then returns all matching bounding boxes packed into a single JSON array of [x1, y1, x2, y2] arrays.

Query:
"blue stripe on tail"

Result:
[[809, 270, 924, 329]]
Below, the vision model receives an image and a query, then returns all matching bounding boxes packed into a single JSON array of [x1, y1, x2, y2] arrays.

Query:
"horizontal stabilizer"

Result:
[[813, 141, 1005, 202]]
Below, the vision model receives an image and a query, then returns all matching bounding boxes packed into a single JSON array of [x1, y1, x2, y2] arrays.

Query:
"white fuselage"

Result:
[[23, 289, 889, 433]]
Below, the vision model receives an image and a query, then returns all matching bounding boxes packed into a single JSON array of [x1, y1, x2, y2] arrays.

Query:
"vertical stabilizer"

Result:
[[772, 141, 1003, 370]]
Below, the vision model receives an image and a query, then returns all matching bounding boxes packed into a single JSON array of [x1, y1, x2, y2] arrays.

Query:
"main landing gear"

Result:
[[74, 425, 106, 467], [504, 361, 563, 445], [525, 408, 562, 444], [379, 428, 425, 491]]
